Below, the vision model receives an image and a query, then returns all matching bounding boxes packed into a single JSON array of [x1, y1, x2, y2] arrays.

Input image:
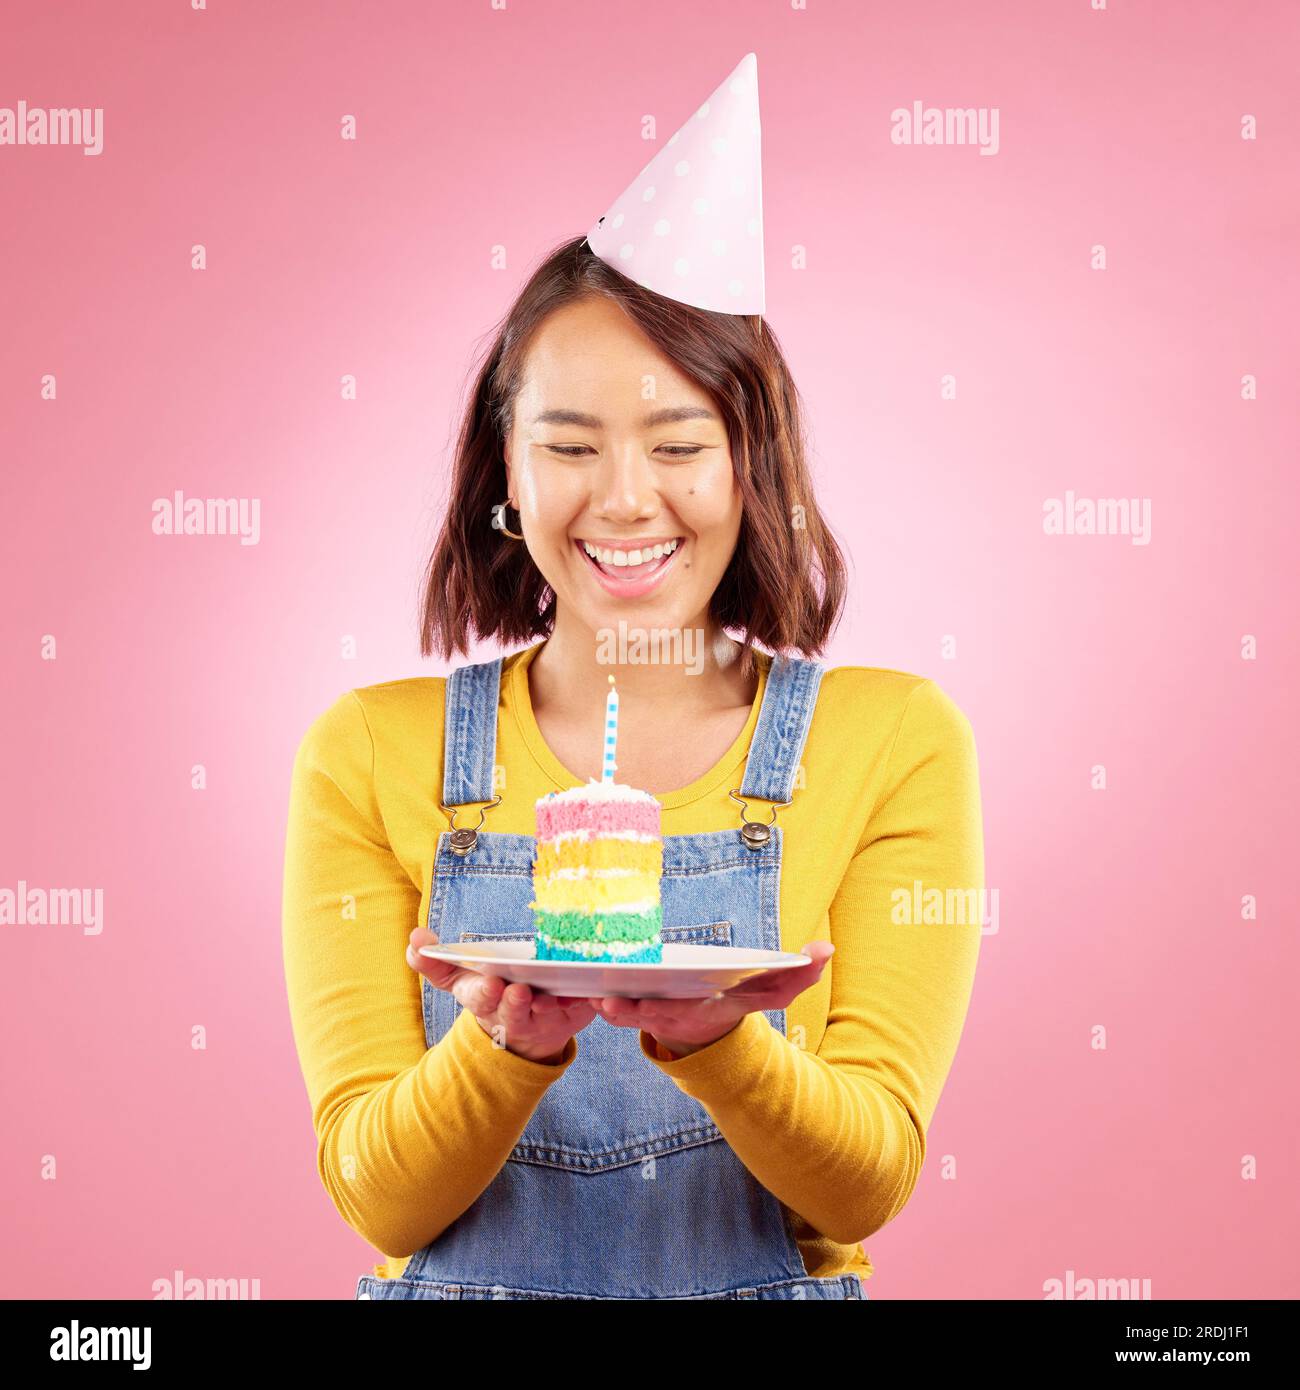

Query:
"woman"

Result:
[[282, 235, 985, 1301]]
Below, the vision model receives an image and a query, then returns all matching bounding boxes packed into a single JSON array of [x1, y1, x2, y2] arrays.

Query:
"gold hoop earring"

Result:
[[490, 500, 524, 541]]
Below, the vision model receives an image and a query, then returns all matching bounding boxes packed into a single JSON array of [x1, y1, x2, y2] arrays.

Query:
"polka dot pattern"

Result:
[[585, 52, 765, 315]]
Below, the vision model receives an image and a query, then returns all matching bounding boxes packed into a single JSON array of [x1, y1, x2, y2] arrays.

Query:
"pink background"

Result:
[[2, 0, 1297, 1300]]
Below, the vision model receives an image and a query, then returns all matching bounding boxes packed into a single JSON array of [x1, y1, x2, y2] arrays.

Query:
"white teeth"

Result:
[[579, 538, 681, 569]]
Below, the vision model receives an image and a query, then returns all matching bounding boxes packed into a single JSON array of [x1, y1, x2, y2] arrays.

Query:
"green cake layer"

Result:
[[533, 905, 663, 963]]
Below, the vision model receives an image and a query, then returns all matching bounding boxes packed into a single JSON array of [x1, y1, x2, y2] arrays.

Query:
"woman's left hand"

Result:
[[590, 941, 835, 1057]]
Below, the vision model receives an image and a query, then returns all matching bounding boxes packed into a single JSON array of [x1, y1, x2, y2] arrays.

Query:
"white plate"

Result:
[[418, 941, 810, 1000]]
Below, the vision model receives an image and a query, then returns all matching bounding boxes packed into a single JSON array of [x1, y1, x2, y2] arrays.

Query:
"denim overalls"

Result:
[[355, 652, 866, 1301]]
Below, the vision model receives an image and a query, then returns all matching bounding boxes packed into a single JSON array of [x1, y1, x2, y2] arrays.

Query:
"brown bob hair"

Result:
[[419, 235, 846, 667]]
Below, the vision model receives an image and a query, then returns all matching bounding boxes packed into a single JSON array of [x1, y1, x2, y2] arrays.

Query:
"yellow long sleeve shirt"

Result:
[[281, 642, 985, 1287]]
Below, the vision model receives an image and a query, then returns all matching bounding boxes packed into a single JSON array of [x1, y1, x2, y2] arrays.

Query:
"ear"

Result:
[[503, 431, 516, 507]]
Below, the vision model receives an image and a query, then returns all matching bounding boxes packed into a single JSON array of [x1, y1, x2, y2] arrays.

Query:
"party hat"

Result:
[[585, 52, 765, 315]]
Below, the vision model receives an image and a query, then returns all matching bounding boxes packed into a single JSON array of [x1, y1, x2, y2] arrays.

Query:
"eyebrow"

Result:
[[531, 406, 718, 428]]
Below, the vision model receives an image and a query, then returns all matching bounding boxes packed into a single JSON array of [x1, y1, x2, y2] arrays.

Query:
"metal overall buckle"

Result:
[[728, 789, 792, 850], [438, 795, 502, 856]]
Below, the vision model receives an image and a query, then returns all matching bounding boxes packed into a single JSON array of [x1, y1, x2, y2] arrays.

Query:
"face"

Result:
[[504, 296, 742, 640]]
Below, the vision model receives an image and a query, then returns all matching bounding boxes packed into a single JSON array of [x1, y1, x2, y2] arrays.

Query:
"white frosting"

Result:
[[537, 779, 660, 809], [535, 897, 659, 915]]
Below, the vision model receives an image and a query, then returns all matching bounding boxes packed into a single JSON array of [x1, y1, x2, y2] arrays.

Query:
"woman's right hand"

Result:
[[406, 926, 598, 1064]]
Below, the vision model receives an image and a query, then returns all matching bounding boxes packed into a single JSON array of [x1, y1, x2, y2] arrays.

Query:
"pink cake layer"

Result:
[[535, 796, 660, 841]]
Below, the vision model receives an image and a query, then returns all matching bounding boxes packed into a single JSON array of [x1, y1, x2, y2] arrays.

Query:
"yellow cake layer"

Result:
[[530, 870, 661, 914], [534, 837, 662, 877]]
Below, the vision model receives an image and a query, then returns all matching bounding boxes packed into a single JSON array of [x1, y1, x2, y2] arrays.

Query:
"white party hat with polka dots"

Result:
[[584, 51, 765, 315]]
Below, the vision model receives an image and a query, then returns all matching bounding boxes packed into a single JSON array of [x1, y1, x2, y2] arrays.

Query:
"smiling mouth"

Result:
[[574, 537, 683, 593], [581, 537, 679, 570]]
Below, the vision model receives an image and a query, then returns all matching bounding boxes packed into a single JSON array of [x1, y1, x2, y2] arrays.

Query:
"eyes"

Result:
[[544, 444, 705, 460]]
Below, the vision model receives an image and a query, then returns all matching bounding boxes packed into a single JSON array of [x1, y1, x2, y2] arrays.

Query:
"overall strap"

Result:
[[442, 657, 504, 806], [738, 654, 825, 803]]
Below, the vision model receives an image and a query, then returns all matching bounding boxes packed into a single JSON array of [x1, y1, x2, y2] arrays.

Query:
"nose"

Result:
[[590, 443, 660, 524]]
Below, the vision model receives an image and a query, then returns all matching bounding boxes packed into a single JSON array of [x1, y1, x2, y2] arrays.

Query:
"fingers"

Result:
[[592, 995, 651, 1029], [721, 976, 781, 1001], [558, 997, 598, 1025], [411, 947, 625, 1040], [725, 944, 835, 1002], [471, 974, 510, 1014], [494, 979, 535, 1021], [406, 946, 466, 994], [406, 927, 459, 984]]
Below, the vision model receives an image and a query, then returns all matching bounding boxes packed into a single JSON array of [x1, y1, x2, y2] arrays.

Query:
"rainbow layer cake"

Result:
[[531, 781, 663, 964]]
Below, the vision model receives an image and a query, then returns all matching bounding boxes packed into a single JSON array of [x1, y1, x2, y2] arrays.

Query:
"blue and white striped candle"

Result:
[[601, 674, 619, 783]]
